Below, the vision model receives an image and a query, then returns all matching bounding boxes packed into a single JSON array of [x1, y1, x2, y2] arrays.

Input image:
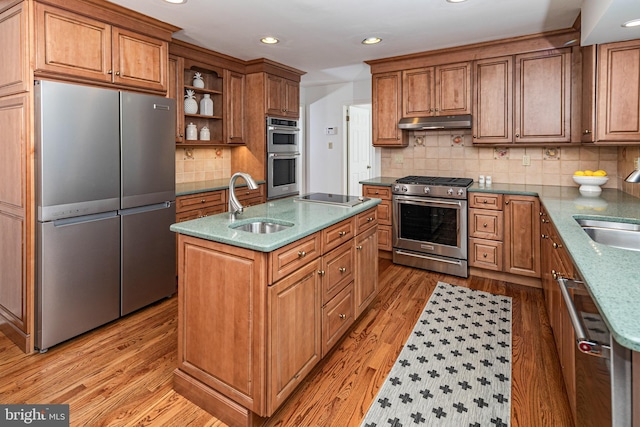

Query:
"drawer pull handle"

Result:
[[367, 217, 374, 222], [339, 314, 346, 319], [339, 231, 347, 236], [552, 242, 562, 249], [483, 223, 488, 228], [541, 234, 549, 239], [483, 200, 488, 203], [356, 245, 363, 250], [201, 199, 206, 203], [505, 200, 510, 205], [483, 253, 488, 258], [339, 267, 346, 273], [318, 270, 325, 276], [298, 251, 306, 257]]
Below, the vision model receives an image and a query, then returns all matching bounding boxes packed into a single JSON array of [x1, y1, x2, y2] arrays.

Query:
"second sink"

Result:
[[576, 218, 640, 252]]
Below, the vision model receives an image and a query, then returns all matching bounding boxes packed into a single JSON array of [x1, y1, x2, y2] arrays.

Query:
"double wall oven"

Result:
[[392, 176, 473, 278], [266, 116, 300, 199]]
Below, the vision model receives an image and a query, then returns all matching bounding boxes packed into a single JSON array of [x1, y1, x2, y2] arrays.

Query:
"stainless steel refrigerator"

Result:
[[35, 80, 176, 351]]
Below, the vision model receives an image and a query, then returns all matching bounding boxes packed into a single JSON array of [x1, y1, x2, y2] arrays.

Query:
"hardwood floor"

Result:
[[0, 259, 574, 426]]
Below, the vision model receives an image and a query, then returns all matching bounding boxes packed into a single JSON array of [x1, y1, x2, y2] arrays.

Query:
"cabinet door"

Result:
[[473, 56, 513, 144], [169, 55, 185, 142], [436, 62, 471, 115], [224, 69, 246, 144], [354, 226, 378, 317], [112, 27, 167, 92], [35, 3, 112, 84], [266, 74, 285, 116], [0, 3, 30, 96], [284, 78, 299, 118], [372, 72, 408, 147], [514, 49, 571, 143], [268, 259, 322, 414], [581, 45, 597, 143], [503, 195, 540, 277], [402, 67, 435, 117], [596, 40, 640, 142]]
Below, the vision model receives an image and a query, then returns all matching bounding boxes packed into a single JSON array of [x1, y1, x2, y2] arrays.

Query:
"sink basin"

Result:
[[230, 220, 293, 234], [575, 218, 640, 252]]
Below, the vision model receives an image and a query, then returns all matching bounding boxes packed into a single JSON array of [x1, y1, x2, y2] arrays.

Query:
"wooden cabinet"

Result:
[[266, 74, 299, 118], [473, 48, 575, 145], [268, 259, 322, 413], [0, 2, 30, 97], [354, 224, 378, 317], [583, 40, 640, 143], [372, 72, 408, 147], [175, 190, 226, 222], [402, 62, 471, 117], [362, 184, 393, 251], [236, 183, 265, 207], [469, 192, 540, 281], [168, 55, 185, 142], [181, 63, 224, 145], [224, 69, 246, 144], [35, 3, 168, 93]]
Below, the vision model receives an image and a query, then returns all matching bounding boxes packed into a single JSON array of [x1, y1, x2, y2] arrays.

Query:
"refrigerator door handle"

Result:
[[153, 104, 171, 111], [53, 211, 118, 227], [119, 201, 174, 216]]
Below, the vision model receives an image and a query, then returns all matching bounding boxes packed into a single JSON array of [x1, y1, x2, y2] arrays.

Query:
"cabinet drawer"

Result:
[[322, 242, 354, 304], [469, 208, 503, 240], [269, 233, 321, 284], [469, 193, 503, 210], [321, 217, 355, 253], [377, 225, 392, 251], [322, 281, 355, 357], [363, 185, 392, 200], [469, 238, 503, 271], [355, 207, 378, 234], [236, 184, 265, 202], [376, 200, 392, 226], [175, 204, 226, 222], [177, 190, 226, 213]]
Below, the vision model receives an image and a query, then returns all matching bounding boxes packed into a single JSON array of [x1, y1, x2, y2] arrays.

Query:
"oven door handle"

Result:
[[394, 249, 463, 266], [394, 196, 462, 208], [268, 125, 300, 132], [556, 276, 610, 358], [269, 152, 300, 159]]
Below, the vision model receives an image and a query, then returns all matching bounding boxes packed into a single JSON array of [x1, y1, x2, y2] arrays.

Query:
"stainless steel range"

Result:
[[392, 176, 473, 278]]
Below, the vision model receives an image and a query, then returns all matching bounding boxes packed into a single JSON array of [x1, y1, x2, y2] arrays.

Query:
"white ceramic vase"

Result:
[[200, 94, 213, 116], [184, 89, 198, 114], [186, 123, 197, 140], [200, 126, 210, 141]]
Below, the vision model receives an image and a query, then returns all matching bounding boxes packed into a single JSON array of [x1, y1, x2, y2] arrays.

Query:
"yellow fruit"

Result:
[[574, 170, 585, 176], [594, 170, 607, 176], [583, 170, 594, 176]]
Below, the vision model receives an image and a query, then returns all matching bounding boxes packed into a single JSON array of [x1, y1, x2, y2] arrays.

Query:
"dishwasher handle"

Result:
[[556, 276, 610, 358]]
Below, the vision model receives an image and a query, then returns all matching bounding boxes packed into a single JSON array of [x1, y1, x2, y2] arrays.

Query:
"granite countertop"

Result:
[[361, 177, 640, 351], [170, 195, 381, 252], [176, 178, 267, 197]]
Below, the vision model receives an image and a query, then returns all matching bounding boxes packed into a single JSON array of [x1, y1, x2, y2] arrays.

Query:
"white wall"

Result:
[[301, 80, 371, 194]]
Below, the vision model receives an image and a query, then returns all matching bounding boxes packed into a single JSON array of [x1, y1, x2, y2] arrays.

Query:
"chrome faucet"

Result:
[[625, 169, 640, 183], [228, 172, 259, 217]]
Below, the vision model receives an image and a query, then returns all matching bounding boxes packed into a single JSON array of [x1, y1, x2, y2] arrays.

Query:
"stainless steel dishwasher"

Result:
[[557, 275, 632, 427]]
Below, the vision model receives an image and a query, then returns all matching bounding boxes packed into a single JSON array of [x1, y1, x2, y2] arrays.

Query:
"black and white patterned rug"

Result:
[[361, 282, 513, 427]]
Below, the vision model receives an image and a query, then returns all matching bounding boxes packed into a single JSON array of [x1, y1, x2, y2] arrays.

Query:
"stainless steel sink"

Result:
[[575, 218, 640, 252], [230, 220, 293, 234]]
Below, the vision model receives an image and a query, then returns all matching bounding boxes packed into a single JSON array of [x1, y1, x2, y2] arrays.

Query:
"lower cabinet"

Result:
[[174, 208, 379, 426], [362, 185, 392, 251]]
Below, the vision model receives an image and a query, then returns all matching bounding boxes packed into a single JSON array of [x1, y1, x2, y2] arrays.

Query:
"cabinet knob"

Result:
[[515, 133, 520, 137], [356, 245, 363, 250], [298, 250, 306, 257], [552, 242, 562, 249], [541, 218, 549, 223], [583, 129, 592, 135], [483, 223, 488, 228], [107, 70, 113, 75], [339, 314, 346, 319], [505, 200, 510, 205], [541, 234, 549, 239], [115, 71, 121, 76], [483, 253, 488, 258], [338, 231, 347, 236], [483, 200, 487, 203], [317, 270, 325, 276], [338, 267, 346, 273], [201, 199, 206, 203]]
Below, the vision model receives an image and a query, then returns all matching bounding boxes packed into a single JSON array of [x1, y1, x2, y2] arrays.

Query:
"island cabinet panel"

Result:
[[362, 186, 392, 251], [322, 282, 355, 357], [176, 235, 268, 415], [175, 190, 226, 222], [268, 233, 321, 284], [354, 225, 379, 317], [321, 242, 354, 305], [321, 217, 355, 253], [267, 259, 322, 414]]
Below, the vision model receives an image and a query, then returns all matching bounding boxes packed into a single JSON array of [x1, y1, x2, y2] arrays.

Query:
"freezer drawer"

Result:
[[36, 212, 120, 351], [120, 202, 176, 315]]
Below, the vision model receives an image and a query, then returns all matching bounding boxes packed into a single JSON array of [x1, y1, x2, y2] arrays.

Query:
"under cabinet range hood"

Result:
[[398, 114, 472, 131]]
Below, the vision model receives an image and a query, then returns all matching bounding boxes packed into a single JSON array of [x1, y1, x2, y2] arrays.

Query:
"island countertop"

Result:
[[170, 195, 381, 252]]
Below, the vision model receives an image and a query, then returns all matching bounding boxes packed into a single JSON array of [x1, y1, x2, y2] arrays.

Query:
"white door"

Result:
[[347, 105, 373, 196]]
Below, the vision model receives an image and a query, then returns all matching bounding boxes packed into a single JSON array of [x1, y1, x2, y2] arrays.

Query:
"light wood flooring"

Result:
[[0, 259, 574, 426]]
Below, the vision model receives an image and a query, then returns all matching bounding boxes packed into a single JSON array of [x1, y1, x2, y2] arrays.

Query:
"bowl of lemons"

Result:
[[573, 170, 608, 195]]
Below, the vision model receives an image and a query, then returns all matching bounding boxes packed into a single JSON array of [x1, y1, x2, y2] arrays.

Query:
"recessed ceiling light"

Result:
[[261, 37, 279, 44], [362, 37, 382, 45], [163, 0, 187, 4], [622, 18, 640, 28]]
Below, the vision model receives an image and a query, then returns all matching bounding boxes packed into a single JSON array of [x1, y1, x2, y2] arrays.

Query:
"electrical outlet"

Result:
[[328, 142, 333, 149], [522, 154, 531, 166]]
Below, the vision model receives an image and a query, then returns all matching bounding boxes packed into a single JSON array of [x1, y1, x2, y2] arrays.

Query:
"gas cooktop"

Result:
[[395, 176, 474, 187]]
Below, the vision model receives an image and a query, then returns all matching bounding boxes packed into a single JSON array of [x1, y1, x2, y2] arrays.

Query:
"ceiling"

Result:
[[106, 0, 640, 87]]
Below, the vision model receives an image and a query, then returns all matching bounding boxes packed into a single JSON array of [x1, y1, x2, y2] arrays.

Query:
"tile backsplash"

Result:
[[175, 147, 231, 184], [380, 131, 628, 191]]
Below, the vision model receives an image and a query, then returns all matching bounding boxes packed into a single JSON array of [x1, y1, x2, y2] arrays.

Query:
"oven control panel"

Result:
[[393, 184, 467, 199]]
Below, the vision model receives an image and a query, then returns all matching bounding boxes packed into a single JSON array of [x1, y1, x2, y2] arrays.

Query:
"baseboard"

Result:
[[470, 267, 542, 288], [0, 314, 31, 353]]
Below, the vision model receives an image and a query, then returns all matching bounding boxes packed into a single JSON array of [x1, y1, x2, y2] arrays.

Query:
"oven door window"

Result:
[[272, 157, 296, 186], [397, 202, 460, 247], [271, 132, 297, 147]]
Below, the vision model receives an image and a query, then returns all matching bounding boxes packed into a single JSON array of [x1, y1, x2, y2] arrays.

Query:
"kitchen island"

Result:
[[170, 195, 381, 427]]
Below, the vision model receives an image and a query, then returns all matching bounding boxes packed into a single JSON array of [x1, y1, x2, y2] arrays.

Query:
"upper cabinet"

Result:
[[35, 3, 169, 93], [582, 40, 640, 144], [402, 62, 471, 117], [474, 48, 575, 145], [224, 69, 246, 144], [0, 2, 30, 97], [372, 72, 408, 147], [266, 74, 299, 118]]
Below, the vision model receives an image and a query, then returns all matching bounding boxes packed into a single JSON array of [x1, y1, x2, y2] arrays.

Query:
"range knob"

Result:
[[447, 188, 454, 196], [457, 189, 465, 196], [402, 185, 408, 192], [423, 187, 431, 194]]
